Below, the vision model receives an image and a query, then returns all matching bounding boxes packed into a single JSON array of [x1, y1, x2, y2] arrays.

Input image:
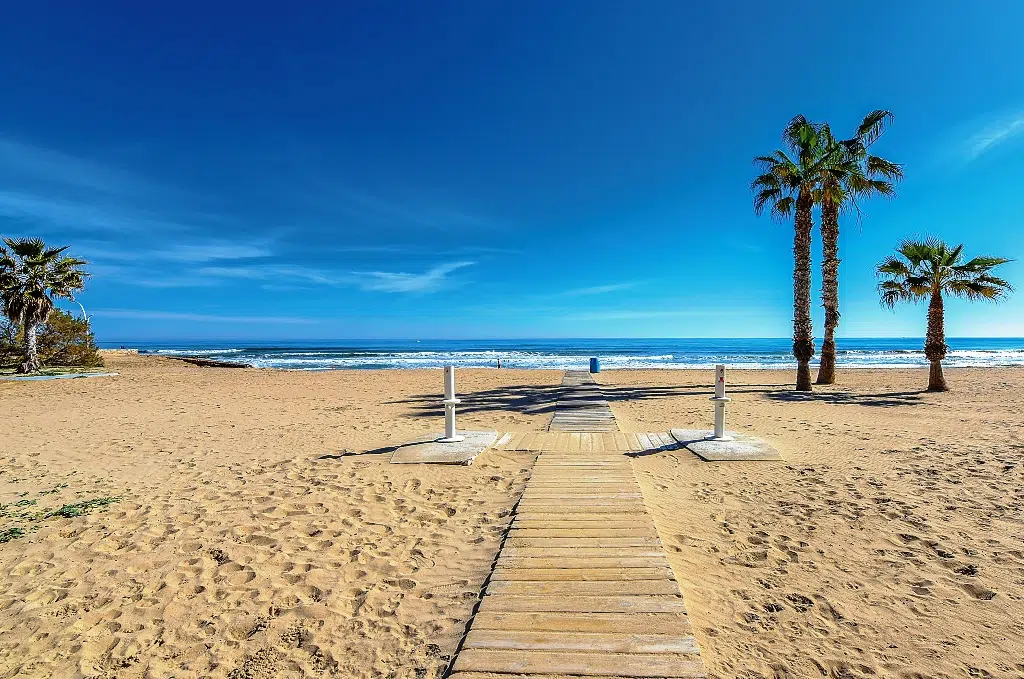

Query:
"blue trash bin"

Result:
[[589, 357, 600, 373]]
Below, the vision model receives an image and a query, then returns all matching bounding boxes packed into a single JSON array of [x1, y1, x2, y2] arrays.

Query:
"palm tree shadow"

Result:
[[764, 389, 927, 407], [389, 382, 786, 418]]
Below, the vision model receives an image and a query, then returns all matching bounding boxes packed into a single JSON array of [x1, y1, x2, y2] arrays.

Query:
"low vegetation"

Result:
[[0, 489, 119, 544], [0, 236, 92, 373], [0, 309, 102, 372]]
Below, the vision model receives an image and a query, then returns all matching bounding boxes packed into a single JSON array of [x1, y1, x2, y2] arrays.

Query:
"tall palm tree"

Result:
[[752, 115, 832, 391], [0, 237, 89, 373], [815, 111, 903, 384], [876, 238, 1012, 391]]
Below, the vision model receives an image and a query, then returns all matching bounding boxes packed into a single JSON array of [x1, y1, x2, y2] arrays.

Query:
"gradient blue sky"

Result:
[[1, 2, 1021, 341]]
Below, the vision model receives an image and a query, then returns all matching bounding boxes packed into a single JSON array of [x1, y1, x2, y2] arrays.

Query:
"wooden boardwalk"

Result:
[[497, 431, 679, 455], [548, 370, 619, 433], [449, 384, 707, 678]]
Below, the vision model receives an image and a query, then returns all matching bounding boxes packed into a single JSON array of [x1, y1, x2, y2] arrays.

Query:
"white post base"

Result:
[[708, 396, 733, 441], [438, 398, 464, 442]]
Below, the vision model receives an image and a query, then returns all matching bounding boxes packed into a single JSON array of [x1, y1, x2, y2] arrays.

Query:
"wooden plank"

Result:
[[452, 649, 706, 677], [463, 629, 700, 655], [567, 432, 581, 453], [613, 431, 629, 451], [501, 547, 664, 558], [505, 537, 660, 548], [486, 580, 679, 596], [541, 433, 562, 452], [516, 505, 646, 514], [517, 432, 537, 451], [521, 494, 642, 501], [488, 567, 674, 582], [508, 528, 657, 538], [469, 611, 693, 635], [513, 514, 651, 523], [495, 556, 671, 570], [522, 490, 640, 496], [516, 499, 645, 507], [657, 431, 678, 448], [477, 594, 687, 614], [635, 432, 654, 451], [524, 479, 636, 485]]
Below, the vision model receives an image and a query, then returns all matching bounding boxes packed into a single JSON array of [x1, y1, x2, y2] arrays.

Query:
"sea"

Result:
[[98, 338, 1024, 371]]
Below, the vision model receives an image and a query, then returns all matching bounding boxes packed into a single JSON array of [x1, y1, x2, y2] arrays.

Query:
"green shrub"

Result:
[[1, 310, 103, 369], [0, 318, 17, 366], [36, 310, 103, 368]]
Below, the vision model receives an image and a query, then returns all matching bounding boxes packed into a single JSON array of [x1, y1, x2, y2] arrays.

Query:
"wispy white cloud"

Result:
[[92, 309, 318, 324], [0, 137, 494, 297], [80, 241, 273, 264], [562, 282, 640, 296], [196, 264, 337, 286], [297, 181, 500, 233], [0, 190, 192, 235], [163, 243, 271, 262], [0, 138, 177, 199], [964, 111, 1024, 161], [354, 261, 474, 293]]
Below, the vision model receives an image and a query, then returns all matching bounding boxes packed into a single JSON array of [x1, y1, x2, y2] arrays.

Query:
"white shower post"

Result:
[[708, 364, 733, 441], [438, 365, 465, 442]]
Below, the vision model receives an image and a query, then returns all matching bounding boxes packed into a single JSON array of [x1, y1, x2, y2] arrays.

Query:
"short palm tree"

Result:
[[815, 111, 903, 385], [752, 115, 831, 391], [876, 238, 1012, 391], [0, 237, 89, 373]]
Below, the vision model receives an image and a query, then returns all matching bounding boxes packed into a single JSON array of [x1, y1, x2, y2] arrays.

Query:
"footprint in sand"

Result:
[[961, 583, 997, 600]]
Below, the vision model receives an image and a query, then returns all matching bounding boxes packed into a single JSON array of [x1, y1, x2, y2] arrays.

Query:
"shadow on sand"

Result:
[[764, 389, 927, 408], [389, 382, 801, 419]]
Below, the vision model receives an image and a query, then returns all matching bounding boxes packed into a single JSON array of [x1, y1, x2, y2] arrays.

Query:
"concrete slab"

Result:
[[669, 428, 783, 461], [389, 430, 499, 465]]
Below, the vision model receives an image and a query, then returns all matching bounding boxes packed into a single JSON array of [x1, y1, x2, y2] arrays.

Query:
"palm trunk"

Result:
[[816, 199, 840, 385], [924, 290, 947, 391], [792, 192, 814, 391], [19, 319, 41, 373]]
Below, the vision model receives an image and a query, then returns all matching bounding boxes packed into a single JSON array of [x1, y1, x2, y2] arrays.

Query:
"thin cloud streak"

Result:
[[92, 309, 318, 324], [0, 138, 177, 199], [354, 261, 474, 293], [562, 282, 640, 296], [964, 112, 1024, 161]]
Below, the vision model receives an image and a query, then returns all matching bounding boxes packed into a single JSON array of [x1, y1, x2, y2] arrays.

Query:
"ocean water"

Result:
[[100, 338, 1024, 371]]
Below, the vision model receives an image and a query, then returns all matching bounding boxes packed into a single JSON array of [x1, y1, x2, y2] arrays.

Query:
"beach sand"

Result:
[[0, 355, 556, 678], [1, 355, 1021, 678], [600, 368, 1024, 679]]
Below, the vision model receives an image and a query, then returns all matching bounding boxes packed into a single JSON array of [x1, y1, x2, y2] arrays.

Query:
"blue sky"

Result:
[[0, 1, 1022, 341]]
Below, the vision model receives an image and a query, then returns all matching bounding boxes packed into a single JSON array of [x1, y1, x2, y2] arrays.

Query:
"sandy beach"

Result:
[[2, 354, 1022, 678]]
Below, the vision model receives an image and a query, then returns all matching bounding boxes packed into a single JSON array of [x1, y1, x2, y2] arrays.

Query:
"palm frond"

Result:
[[865, 155, 903, 181], [857, 110, 894, 146], [771, 196, 795, 221], [953, 256, 1013, 274], [877, 280, 919, 308], [947, 279, 1011, 302]]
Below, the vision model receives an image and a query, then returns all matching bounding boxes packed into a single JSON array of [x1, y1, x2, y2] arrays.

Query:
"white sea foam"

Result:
[[133, 342, 1024, 371]]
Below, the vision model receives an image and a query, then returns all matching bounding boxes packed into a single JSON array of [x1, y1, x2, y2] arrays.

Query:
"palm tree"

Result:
[[752, 115, 832, 391], [0, 237, 89, 373], [815, 111, 903, 385], [876, 238, 1012, 391]]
